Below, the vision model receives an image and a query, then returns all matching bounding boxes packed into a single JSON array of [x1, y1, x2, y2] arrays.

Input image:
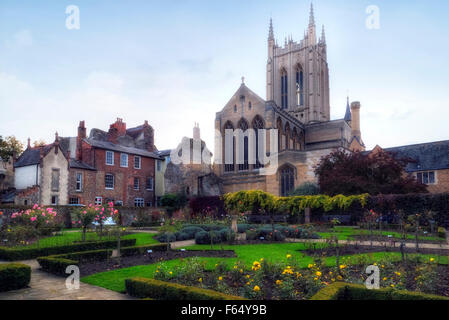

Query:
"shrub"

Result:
[[188, 196, 226, 218], [38, 243, 169, 275], [156, 233, 177, 243], [179, 226, 204, 238], [290, 182, 320, 196], [195, 231, 221, 245], [0, 263, 31, 292], [125, 277, 246, 300], [310, 283, 449, 300], [0, 238, 136, 261]]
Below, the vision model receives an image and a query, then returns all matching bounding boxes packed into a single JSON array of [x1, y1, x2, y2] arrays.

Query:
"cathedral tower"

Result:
[[266, 4, 330, 124]]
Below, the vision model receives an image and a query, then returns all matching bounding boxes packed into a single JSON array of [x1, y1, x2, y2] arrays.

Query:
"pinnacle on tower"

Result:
[[268, 18, 274, 41], [320, 25, 326, 44], [309, 3, 315, 26]]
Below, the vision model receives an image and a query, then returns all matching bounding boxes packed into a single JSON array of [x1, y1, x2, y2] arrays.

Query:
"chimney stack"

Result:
[[350, 101, 362, 141], [193, 123, 201, 140], [76, 121, 87, 161], [27, 138, 31, 149]]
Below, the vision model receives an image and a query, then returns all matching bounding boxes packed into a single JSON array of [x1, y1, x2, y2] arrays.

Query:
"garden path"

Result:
[[0, 260, 134, 300], [287, 238, 449, 250]]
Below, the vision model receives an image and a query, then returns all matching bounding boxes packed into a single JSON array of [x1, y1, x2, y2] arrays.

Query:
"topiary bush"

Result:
[[156, 233, 177, 243], [0, 263, 31, 292]]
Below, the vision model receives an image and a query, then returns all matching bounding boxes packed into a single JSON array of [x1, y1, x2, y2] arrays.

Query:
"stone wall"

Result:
[[40, 146, 69, 205], [427, 169, 449, 194]]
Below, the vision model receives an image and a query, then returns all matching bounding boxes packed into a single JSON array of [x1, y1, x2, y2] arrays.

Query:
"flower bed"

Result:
[[0, 263, 31, 292], [152, 255, 449, 300], [0, 238, 137, 261]]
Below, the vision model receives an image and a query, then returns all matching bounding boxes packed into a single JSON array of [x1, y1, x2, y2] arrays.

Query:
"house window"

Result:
[[95, 197, 103, 205], [115, 200, 123, 206], [134, 156, 141, 169], [157, 160, 161, 171], [146, 177, 154, 191], [51, 169, 60, 192], [146, 201, 153, 207], [120, 153, 128, 167], [24, 199, 28, 206], [106, 151, 114, 166], [105, 174, 114, 189], [156, 196, 162, 207], [134, 177, 140, 190], [76, 173, 83, 192], [69, 197, 80, 205], [51, 195, 59, 205], [417, 171, 436, 185], [134, 198, 145, 207], [166, 156, 171, 164]]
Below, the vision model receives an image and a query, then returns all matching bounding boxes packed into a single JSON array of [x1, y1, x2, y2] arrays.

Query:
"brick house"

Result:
[[369, 141, 449, 194], [61, 119, 162, 207]]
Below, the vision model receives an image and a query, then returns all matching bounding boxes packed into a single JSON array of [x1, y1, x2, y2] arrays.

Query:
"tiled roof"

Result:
[[13, 145, 54, 168], [383, 140, 449, 172], [86, 139, 163, 159], [69, 159, 96, 171], [157, 149, 172, 157]]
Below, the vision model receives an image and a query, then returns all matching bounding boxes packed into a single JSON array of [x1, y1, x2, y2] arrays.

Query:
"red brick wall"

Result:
[[78, 149, 156, 207], [68, 169, 96, 205]]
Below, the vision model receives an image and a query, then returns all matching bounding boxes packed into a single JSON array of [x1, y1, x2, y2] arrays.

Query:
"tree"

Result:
[[161, 193, 187, 219], [33, 139, 47, 147], [0, 136, 24, 161], [314, 149, 427, 196]]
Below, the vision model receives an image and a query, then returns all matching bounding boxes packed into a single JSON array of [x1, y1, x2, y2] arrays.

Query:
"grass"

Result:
[[7, 231, 158, 249], [81, 242, 447, 293]]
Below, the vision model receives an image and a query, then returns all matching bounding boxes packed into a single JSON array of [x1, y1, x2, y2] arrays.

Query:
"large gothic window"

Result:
[[224, 122, 235, 173], [253, 116, 265, 169], [280, 165, 295, 197], [281, 70, 288, 109], [296, 67, 304, 106], [238, 119, 249, 171]]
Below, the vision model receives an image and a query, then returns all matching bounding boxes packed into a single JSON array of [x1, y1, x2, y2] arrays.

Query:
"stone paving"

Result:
[[0, 260, 134, 300]]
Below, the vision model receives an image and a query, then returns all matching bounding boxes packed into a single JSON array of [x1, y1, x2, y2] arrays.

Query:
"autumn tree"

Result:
[[314, 149, 428, 196], [0, 136, 24, 161]]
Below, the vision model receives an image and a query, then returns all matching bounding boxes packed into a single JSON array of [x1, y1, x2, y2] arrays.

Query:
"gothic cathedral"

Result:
[[214, 4, 365, 197]]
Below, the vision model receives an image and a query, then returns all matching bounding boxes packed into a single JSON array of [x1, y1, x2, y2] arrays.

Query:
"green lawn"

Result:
[[8, 231, 158, 249], [318, 226, 444, 242], [81, 242, 447, 293]]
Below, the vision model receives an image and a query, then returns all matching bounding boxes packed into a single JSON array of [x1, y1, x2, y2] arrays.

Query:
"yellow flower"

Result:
[[337, 275, 343, 281], [308, 264, 313, 269], [316, 271, 322, 277], [253, 285, 260, 292], [339, 265, 346, 270], [390, 284, 395, 288], [246, 282, 250, 285], [381, 265, 385, 268], [218, 276, 223, 281], [331, 278, 335, 282], [233, 265, 238, 269], [198, 278, 203, 283], [260, 258, 264, 262], [246, 275, 251, 279], [240, 269, 243, 273], [169, 271, 173, 275], [276, 280, 283, 285], [430, 258, 435, 263], [286, 254, 292, 259], [383, 277, 387, 281], [395, 272, 401, 276]]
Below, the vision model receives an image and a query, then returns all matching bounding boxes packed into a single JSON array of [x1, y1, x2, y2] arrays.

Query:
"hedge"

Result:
[[125, 277, 246, 300], [0, 263, 31, 292], [310, 282, 449, 300], [37, 243, 169, 276], [0, 238, 137, 261]]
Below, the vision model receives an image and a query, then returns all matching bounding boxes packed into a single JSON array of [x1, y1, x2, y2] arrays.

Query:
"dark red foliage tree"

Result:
[[314, 149, 428, 196]]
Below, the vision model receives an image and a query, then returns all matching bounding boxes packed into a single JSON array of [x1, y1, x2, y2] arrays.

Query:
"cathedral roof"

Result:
[[344, 98, 351, 122]]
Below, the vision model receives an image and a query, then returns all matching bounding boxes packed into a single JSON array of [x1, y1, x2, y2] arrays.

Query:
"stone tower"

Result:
[[266, 3, 330, 124]]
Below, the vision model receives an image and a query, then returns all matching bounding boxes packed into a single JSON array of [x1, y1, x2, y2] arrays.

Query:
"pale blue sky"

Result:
[[1, 0, 448, 151]]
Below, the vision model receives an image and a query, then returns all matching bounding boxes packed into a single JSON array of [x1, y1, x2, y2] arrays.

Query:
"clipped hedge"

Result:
[[0, 238, 137, 261], [126, 277, 246, 300], [310, 282, 449, 300], [37, 243, 169, 276], [0, 263, 31, 292]]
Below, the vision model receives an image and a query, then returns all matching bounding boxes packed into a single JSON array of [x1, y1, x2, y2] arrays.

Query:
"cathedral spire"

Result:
[[344, 96, 352, 122], [268, 18, 274, 41]]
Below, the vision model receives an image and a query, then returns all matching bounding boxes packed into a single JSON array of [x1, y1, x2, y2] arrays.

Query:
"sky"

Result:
[[1, 0, 449, 152]]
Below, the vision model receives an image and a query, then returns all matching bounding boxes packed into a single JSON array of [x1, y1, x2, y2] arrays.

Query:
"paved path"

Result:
[[0, 260, 134, 300], [286, 238, 449, 250]]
